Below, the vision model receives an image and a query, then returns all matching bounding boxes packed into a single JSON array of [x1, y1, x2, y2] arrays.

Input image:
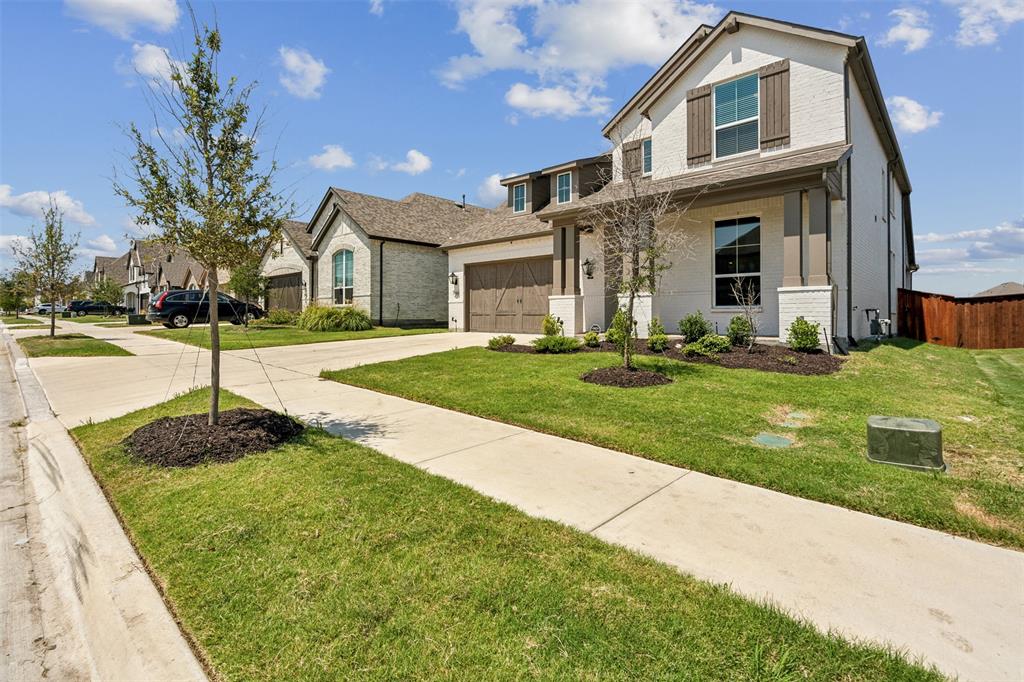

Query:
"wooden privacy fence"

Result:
[[898, 288, 1024, 349]]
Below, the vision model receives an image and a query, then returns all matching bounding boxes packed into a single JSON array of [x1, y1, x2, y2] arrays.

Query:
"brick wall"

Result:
[[375, 240, 448, 324], [260, 236, 310, 308]]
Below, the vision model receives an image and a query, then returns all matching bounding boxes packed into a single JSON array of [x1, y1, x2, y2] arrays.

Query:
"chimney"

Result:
[[461, 194, 466, 210]]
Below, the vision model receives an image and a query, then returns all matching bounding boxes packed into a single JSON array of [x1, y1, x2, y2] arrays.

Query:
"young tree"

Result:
[[227, 257, 268, 322], [729, 277, 760, 352], [91, 276, 125, 313], [12, 202, 79, 337], [0, 269, 33, 318], [114, 14, 291, 424], [581, 138, 710, 369]]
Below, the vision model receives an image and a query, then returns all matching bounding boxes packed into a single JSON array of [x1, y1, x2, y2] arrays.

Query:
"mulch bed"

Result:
[[581, 366, 673, 388], [490, 339, 843, 376], [123, 408, 305, 467]]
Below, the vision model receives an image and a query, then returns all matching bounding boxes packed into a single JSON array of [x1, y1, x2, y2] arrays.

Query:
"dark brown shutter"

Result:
[[622, 140, 642, 177], [686, 84, 712, 165], [759, 59, 790, 151]]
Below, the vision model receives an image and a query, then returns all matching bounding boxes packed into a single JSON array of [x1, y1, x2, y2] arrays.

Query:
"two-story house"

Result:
[[445, 12, 916, 348]]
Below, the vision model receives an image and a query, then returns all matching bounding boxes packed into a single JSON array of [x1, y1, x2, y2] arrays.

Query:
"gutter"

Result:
[[378, 241, 384, 326]]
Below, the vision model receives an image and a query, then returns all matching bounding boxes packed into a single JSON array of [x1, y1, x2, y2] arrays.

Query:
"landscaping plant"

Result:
[[605, 307, 634, 356], [541, 313, 563, 336], [729, 277, 760, 352], [727, 315, 752, 348], [679, 311, 712, 342], [228, 257, 269, 322], [11, 202, 78, 337], [532, 335, 581, 353], [0, 269, 33, 318], [262, 309, 298, 326], [487, 335, 516, 350], [787, 317, 822, 353], [297, 305, 372, 332], [647, 316, 669, 352], [583, 330, 600, 347], [114, 13, 292, 424], [683, 334, 731, 358], [90, 276, 126, 315]]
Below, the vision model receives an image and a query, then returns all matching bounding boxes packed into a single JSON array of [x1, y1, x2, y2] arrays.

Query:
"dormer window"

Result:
[[512, 183, 526, 213], [556, 172, 571, 204], [713, 73, 758, 159], [642, 139, 652, 175]]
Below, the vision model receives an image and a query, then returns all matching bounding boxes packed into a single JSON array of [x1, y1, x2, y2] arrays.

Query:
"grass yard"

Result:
[[1, 315, 44, 326], [72, 388, 937, 681], [64, 314, 129, 324], [18, 333, 134, 357], [141, 323, 445, 350], [326, 339, 1024, 549]]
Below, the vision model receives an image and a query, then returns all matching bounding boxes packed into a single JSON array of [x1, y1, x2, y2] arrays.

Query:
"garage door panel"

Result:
[[468, 264, 496, 331], [267, 272, 302, 312], [467, 258, 552, 333]]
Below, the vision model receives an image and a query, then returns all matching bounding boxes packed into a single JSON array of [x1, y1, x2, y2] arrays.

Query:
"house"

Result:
[[974, 282, 1024, 297], [119, 240, 209, 312], [444, 12, 916, 347], [261, 189, 487, 325]]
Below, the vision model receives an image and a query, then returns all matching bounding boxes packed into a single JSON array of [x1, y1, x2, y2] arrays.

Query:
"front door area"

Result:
[[467, 257, 552, 333]]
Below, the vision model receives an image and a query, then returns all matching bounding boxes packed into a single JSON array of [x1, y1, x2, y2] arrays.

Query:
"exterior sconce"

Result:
[[582, 258, 595, 279], [449, 272, 459, 286]]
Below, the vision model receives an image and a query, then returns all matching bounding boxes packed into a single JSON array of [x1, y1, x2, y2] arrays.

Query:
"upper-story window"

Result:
[[333, 249, 354, 305], [512, 183, 526, 213], [642, 139, 653, 175], [714, 73, 759, 159], [556, 172, 572, 204]]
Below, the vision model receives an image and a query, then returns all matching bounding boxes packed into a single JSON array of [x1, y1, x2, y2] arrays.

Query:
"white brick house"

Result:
[[444, 12, 916, 349]]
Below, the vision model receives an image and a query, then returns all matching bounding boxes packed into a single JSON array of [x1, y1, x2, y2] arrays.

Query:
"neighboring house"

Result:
[[91, 253, 131, 295], [445, 12, 917, 347], [974, 282, 1024, 297], [259, 219, 314, 312], [118, 240, 209, 312], [155, 255, 205, 292], [271, 188, 487, 325]]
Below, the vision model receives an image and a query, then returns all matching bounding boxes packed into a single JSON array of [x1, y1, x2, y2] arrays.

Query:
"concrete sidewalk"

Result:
[[20, 321, 1024, 681]]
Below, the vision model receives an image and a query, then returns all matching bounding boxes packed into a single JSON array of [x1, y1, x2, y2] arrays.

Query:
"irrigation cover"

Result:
[[866, 416, 945, 472]]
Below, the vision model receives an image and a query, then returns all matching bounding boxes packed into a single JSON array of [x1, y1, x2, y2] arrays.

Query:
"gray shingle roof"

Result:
[[327, 189, 488, 245], [281, 219, 313, 257], [105, 253, 131, 286], [974, 281, 1024, 297], [441, 205, 550, 249]]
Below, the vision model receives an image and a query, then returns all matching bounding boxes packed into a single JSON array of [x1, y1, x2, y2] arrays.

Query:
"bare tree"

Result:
[[580, 131, 711, 369], [729, 277, 760, 352], [114, 11, 292, 424], [12, 201, 79, 337]]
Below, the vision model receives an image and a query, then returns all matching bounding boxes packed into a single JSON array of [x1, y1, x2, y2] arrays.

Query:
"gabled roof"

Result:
[[105, 252, 131, 286], [974, 282, 1024, 298], [600, 11, 910, 193], [281, 219, 314, 258], [93, 255, 117, 272], [310, 188, 488, 248], [500, 153, 612, 186], [441, 205, 551, 250]]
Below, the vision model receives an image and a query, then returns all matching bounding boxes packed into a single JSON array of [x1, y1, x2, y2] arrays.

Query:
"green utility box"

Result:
[[127, 314, 151, 325], [867, 416, 945, 472]]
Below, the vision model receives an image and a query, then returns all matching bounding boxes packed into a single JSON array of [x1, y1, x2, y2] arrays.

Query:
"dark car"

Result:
[[147, 289, 264, 328], [69, 300, 126, 317]]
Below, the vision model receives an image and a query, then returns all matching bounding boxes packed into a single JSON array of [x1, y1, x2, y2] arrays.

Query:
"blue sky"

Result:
[[1, 0, 1021, 296]]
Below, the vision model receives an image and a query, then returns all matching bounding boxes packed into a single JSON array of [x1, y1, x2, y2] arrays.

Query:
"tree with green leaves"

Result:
[[12, 202, 79, 337], [228, 257, 268, 323], [0, 269, 33, 318], [114, 13, 291, 424], [91, 275, 125, 313]]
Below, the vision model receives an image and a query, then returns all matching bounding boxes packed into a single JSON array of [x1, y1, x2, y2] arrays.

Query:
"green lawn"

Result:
[[71, 388, 937, 681], [140, 323, 446, 350], [325, 339, 1024, 549], [64, 314, 129, 324], [18, 333, 134, 357], [1, 315, 44, 326]]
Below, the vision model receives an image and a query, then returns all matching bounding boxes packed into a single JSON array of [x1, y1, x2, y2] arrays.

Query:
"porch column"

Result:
[[782, 191, 803, 287], [565, 225, 580, 295], [549, 221, 584, 333], [808, 187, 829, 286], [552, 225, 564, 294]]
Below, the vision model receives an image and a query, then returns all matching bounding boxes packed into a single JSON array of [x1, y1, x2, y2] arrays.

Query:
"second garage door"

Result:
[[467, 258, 552, 333], [266, 272, 303, 312]]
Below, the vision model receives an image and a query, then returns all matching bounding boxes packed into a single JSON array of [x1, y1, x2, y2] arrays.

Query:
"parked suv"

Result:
[[68, 300, 127, 316], [36, 303, 67, 315], [147, 289, 264, 328]]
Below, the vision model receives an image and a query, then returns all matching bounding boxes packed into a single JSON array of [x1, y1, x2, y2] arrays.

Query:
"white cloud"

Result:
[[477, 173, 507, 206], [65, 0, 179, 39], [122, 215, 156, 239], [880, 7, 932, 52], [369, 0, 384, 16], [887, 96, 943, 133], [439, 0, 720, 118], [945, 0, 1024, 46], [0, 185, 96, 225], [391, 149, 433, 175], [505, 82, 611, 118], [118, 43, 184, 85], [915, 218, 1024, 275], [80, 233, 122, 258], [308, 145, 355, 171], [0, 234, 30, 258], [278, 46, 330, 99]]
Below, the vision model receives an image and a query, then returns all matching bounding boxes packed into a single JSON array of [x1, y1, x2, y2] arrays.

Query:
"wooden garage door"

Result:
[[467, 258, 552, 333], [266, 272, 302, 312]]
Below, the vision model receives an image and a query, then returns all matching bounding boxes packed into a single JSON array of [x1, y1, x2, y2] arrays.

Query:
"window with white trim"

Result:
[[512, 183, 526, 213], [713, 217, 760, 307], [333, 249, 353, 304], [556, 172, 571, 204], [642, 138, 652, 174], [713, 73, 758, 159]]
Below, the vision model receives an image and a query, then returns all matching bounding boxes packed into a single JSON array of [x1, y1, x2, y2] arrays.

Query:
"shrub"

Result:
[[787, 316, 821, 353], [296, 305, 372, 332], [726, 315, 752, 347], [532, 335, 581, 354], [606, 308, 633, 354], [337, 306, 373, 331], [487, 334, 516, 350], [679, 311, 712, 342], [646, 317, 668, 352], [583, 330, 600, 347], [541, 313, 563, 337], [265, 308, 298, 326], [683, 334, 731, 358]]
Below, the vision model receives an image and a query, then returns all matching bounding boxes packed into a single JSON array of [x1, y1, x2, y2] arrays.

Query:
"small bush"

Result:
[[337, 306, 373, 331], [583, 330, 600, 347], [683, 334, 731, 358], [787, 316, 821, 352], [726, 315, 752, 347], [532, 335, 581, 354], [648, 334, 669, 352], [541, 313, 563, 337], [265, 308, 298, 325], [488, 334, 516, 350], [679, 311, 713, 342], [296, 305, 372, 332], [606, 308, 633, 355]]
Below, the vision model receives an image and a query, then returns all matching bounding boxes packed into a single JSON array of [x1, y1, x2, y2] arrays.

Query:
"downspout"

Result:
[[307, 254, 317, 306], [378, 240, 385, 326], [843, 61, 855, 347], [886, 160, 894, 333]]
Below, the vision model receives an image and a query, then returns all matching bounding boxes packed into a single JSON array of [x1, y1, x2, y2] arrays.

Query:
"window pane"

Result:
[[715, 277, 738, 307], [642, 139, 652, 173], [736, 220, 760, 246], [344, 250, 353, 287], [557, 173, 571, 203], [736, 245, 760, 273], [735, 74, 758, 120], [714, 80, 737, 126], [513, 184, 525, 212], [715, 251, 737, 275], [715, 126, 738, 158], [714, 222, 738, 249], [334, 252, 344, 288], [736, 120, 758, 153]]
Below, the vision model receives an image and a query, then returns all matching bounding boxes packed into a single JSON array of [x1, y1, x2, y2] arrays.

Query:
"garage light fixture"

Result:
[[582, 258, 595, 279], [449, 272, 459, 286]]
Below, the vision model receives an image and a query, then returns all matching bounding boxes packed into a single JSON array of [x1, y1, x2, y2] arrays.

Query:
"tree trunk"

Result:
[[207, 268, 221, 425], [624, 290, 635, 369], [49, 305, 55, 338]]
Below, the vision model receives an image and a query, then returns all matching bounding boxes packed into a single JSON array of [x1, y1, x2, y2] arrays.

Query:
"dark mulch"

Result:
[[123, 408, 305, 467], [581, 366, 673, 388], [490, 338, 843, 376]]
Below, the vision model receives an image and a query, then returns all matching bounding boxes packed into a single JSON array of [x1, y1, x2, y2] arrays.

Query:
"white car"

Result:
[[36, 303, 67, 315]]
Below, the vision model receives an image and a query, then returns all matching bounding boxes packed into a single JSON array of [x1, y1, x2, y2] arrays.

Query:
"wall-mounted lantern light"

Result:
[[449, 272, 459, 286], [582, 258, 595, 279]]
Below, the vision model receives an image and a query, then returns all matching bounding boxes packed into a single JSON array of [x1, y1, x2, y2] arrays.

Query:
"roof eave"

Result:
[[443, 228, 553, 251]]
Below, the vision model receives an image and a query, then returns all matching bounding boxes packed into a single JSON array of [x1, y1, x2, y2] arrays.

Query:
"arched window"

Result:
[[333, 249, 354, 304]]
